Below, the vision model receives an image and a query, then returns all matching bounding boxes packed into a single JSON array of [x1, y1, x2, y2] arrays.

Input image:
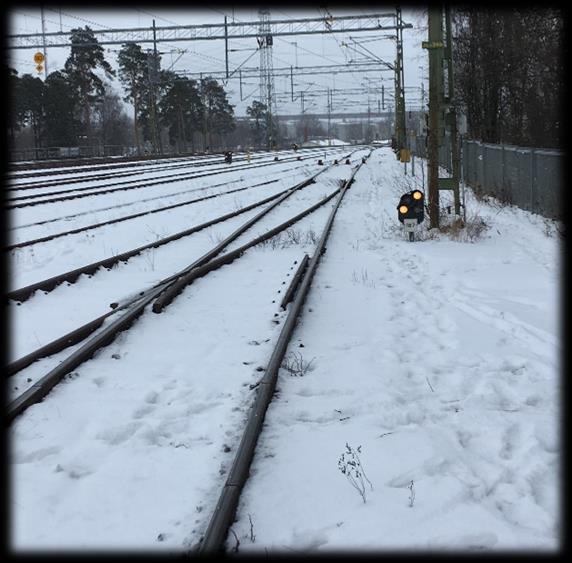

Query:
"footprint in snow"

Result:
[[132, 404, 155, 419], [95, 421, 141, 445]]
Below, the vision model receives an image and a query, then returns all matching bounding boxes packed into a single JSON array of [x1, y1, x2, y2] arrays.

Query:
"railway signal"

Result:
[[397, 189, 424, 241]]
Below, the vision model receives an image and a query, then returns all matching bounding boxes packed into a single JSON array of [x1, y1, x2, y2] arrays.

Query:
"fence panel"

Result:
[[413, 135, 562, 220], [534, 150, 562, 219]]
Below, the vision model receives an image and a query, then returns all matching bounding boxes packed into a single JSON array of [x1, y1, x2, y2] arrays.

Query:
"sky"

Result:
[[8, 147, 560, 551], [7, 7, 429, 117]]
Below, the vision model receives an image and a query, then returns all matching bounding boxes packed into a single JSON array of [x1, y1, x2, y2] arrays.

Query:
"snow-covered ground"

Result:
[[8, 147, 561, 553]]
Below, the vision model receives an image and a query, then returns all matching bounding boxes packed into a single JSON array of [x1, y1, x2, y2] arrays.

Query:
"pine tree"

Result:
[[64, 26, 115, 144], [43, 70, 79, 147], [118, 42, 149, 155], [199, 77, 236, 150], [246, 100, 267, 148], [17, 74, 46, 150], [158, 74, 203, 153]]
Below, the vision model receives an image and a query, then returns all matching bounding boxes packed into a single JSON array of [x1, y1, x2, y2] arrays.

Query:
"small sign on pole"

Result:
[[33, 52, 45, 64], [35, 64, 44, 74]]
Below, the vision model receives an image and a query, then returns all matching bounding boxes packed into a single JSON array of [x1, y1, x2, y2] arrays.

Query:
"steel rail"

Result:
[[7, 150, 350, 301], [6, 153, 352, 371], [8, 165, 314, 234], [6, 160, 355, 422], [6, 171, 325, 374], [5, 149, 341, 209], [7, 169, 147, 192], [7, 145, 349, 177], [7, 150, 251, 179], [6, 177, 284, 252], [152, 183, 345, 314], [5, 153, 309, 207], [6, 184, 291, 303], [6, 148, 305, 192], [279, 254, 310, 310], [197, 153, 370, 553]]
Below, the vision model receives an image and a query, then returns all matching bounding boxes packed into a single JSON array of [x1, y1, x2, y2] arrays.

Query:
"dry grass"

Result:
[[439, 213, 490, 242]]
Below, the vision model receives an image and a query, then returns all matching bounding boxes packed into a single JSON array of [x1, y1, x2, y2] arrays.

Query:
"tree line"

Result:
[[453, 7, 563, 149], [8, 26, 286, 154]]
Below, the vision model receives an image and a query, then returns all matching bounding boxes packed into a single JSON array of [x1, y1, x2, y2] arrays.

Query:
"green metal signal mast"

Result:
[[424, 6, 461, 228]]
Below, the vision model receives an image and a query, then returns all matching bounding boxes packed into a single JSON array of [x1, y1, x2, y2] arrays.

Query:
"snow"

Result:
[[8, 147, 561, 553], [302, 138, 348, 147]]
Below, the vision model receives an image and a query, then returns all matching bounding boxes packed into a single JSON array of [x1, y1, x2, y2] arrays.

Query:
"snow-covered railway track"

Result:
[[5, 152, 324, 210], [7, 147, 310, 192], [196, 154, 369, 553], [7, 156, 363, 422], [6, 147, 339, 206], [6, 185, 291, 302], [7, 177, 284, 252], [7, 170, 327, 371], [7, 145, 337, 180], [7, 155, 353, 300], [9, 159, 321, 236], [7, 150, 220, 177]]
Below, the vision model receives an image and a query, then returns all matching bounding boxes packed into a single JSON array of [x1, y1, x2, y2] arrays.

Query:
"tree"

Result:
[[158, 74, 203, 153], [453, 8, 563, 148], [7, 66, 25, 142], [43, 70, 79, 147], [199, 77, 236, 150], [246, 100, 282, 148], [17, 73, 46, 149], [118, 42, 150, 154], [246, 100, 267, 148], [64, 26, 115, 142], [96, 86, 133, 147]]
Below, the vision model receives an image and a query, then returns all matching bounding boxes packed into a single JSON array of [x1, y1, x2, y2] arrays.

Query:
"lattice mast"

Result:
[[394, 7, 407, 154], [258, 9, 276, 149]]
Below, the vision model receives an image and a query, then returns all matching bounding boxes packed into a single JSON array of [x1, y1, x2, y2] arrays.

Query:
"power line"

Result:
[[47, 9, 115, 30]]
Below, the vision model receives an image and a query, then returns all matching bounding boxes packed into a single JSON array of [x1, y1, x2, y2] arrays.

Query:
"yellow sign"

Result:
[[34, 51, 45, 64], [400, 149, 411, 163], [35, 64, 44, 74], [421, 41, 444, 50]]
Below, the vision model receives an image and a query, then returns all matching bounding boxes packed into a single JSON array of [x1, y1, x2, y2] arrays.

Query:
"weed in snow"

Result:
[[408, 480, 416, 507], [281, 351, 316, 377], [351, 267, 376, 288], [338, 443, 373, 503], [207, 230, 225, 245], [257, 229, 318, 250]]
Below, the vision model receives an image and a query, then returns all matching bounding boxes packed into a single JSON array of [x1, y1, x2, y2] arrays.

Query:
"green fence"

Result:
[[412, 135, 562, 220]]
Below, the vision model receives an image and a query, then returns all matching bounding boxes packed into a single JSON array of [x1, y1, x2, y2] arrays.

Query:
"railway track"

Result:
[[8, 154, 355, 299], [7, 177, 287, 251], [7, 155, 364, 420], [7, 149, 297, 192], [8, 150, 371, 552], [7, 146, 342, 192], [196, 152, 369, 553], [5, 148, 347, 210], [8, 160, 320, 234], [9, 145, 355, 177], [6, 147, 290, 180]]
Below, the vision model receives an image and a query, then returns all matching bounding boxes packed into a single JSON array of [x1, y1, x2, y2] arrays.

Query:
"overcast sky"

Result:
[[7, 7, 429, 117]]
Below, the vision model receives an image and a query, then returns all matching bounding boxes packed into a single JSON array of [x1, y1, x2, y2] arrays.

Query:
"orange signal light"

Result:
[[412, 190, 423, 200], [399, 205, 409, 214]]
